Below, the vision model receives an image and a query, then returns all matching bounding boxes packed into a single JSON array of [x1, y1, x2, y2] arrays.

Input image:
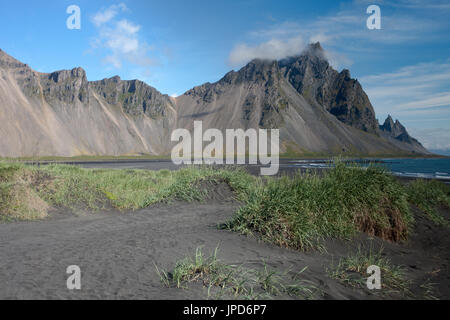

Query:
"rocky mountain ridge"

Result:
[[0, 45, 428, 157]]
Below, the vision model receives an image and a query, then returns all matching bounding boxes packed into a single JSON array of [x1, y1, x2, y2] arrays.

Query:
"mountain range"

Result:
[[0, 43, 428, 157]]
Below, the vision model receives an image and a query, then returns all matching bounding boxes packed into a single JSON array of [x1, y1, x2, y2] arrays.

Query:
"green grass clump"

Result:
[[0, 163, 19, 214], [405, 179, 449, 226], [327, 245, 411, 297], [0, 162, 22, 181], [160, 247, 225, 289], [227, 162, 413, 251], [0, 181, 13, 219], [34, 164, 255, 211], [1, 161, 255, 220], [0, 162, 49, 221], [155, 247, 320, 300]]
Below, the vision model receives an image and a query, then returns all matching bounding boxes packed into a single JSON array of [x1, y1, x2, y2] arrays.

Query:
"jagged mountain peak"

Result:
[[380, 115, 407, 133], [37, 67, 89, 104], [309, 41, 324, 52], [0, 47, 430, 157], [303, 42, 327, 60], [188, 42, 329, 97], [89, 75, 173, 118], [93, 75, 162, 93], [381, 115, 396, 131], [179, 42, 413, 138], [183, 58, 282, 105], [228, 58, 280, 84], [46, 67, 87, 83], [278, 45, 379, 134], [379, 115, 424, 149], [339, 69, 351, 79], [281, 42, 328, 66]]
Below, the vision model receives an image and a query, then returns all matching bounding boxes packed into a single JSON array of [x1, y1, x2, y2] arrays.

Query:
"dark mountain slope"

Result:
[[0, 46, 429, 157], [175, 44, 428, 155]]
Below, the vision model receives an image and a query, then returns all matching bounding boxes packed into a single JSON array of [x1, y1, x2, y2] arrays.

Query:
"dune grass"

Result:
[[0, 161, 254, 221], [1, 160, 447, 251], [0, 162, 49, 221], [155, 247, 320, 300], [405, 179, 449, 226], [327, 245, 411, 297], [38, 164, 254, 210], [226, 162, 413, 251]]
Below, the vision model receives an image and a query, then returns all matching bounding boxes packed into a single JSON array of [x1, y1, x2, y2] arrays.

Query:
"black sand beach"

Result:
[[0, 161, 449, 300]]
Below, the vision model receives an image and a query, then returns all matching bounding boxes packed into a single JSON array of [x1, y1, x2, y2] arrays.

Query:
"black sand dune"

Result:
[[0, 179, 448, 300]]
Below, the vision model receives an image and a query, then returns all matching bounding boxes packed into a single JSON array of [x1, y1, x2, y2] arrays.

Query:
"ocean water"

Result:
[[289, 158, 450, 181], [380, 158, 450, 180]]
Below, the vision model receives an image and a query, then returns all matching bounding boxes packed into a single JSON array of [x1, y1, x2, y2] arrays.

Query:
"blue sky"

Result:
[[0, 0, 449, 152]]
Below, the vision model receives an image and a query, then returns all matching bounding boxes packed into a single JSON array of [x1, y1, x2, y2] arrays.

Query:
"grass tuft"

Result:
[[327, 244, 411, 297], [0, 162, 49, 221], [156, 247, 321, 300], [405, 179, 449, 226], [227, 161, 413, 251]]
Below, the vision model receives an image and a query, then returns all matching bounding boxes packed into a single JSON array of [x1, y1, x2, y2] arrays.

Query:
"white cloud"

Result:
[[228, 0, 448, 68], [359, 0, 450, 10], [408, 127, 450, 150], [228, 26, 353, 69], [103, 55, 121, 69], [91, 4, 154, 70], [116, 19, 141, 34], [102, 21, 140, 54], [229, 36, 305, 67], [395, 93, 450, 111], [360, 59, 450, 148], [323, 50, 354, 70], [360, 60, 450, 115], [92, 3, 127, 27], [361, 61, 450, 83]]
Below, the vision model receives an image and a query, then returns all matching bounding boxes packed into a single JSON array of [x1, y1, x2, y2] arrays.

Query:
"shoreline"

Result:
[[13, 158, 450, 183], [1, 152, 449, 163]]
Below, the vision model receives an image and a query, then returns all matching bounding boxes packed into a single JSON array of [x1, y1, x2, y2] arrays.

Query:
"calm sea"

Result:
[[289, 158, 450, 181]]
